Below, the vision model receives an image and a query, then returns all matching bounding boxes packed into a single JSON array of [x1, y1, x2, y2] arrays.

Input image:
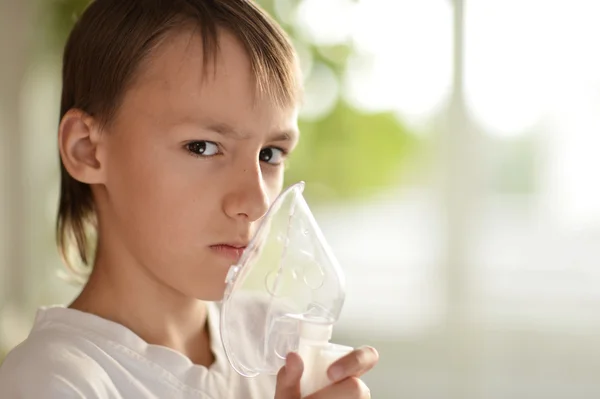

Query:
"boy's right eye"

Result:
[[186, 141, 219, 157]]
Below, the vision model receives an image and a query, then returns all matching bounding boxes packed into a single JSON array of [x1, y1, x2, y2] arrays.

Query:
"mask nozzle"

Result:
[[297, 319, 353, 397], [300, 321, 332, 342]]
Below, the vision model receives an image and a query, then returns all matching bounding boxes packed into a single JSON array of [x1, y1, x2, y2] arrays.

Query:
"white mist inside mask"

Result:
[[220, 182, 352, 397]]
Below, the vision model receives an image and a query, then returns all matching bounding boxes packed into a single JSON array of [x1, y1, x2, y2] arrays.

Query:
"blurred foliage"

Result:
[[45, 0, 90, 48], [45, 0, 420, 203], [289, 102, 415, 200]]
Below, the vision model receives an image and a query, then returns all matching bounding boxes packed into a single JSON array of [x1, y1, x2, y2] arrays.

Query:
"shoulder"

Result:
[[0, 324, 114, 398]]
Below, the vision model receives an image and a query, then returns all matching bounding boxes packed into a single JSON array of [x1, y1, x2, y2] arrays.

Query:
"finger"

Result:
[[275, 352, 304, 399], [327, 346, 379, 382], [307, 377, 371, 399]]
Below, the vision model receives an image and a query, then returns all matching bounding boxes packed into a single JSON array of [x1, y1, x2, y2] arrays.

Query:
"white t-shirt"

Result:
[[0, 302, 276, 398]]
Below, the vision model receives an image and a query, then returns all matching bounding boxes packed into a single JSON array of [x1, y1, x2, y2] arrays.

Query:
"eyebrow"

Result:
[[205, 122, 298, 143]]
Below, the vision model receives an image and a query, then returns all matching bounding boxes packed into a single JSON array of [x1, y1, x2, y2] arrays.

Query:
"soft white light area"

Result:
[[466, 0, 600, 227], [299, 62, 339, 121], [465, 0, 600, 137], [345, 0, 453, 126], [518, 1, 600, 228], [464, 0, 550, 136], [541, 86, 600, 228], [294, 0, 355, 46], [295, 0, 452, 127]]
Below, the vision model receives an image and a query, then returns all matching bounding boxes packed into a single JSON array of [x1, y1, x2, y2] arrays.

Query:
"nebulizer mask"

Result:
[[220, 182, 352, 397]]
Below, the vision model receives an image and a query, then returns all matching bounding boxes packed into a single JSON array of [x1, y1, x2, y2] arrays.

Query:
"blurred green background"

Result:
[[2, 0, 600, 398]]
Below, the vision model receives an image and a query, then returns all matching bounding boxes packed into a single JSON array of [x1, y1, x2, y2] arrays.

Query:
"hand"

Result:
[[275, 346, 379, 399]]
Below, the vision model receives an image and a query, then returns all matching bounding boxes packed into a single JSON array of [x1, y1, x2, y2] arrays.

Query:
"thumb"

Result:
[[275, 352, 303, 399]]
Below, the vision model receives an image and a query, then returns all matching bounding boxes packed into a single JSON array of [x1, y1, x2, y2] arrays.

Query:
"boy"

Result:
[[0, 0, 378, 397]]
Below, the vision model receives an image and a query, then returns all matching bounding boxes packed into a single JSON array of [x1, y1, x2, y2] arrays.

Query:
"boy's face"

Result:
[[96, 30, 299, 300]]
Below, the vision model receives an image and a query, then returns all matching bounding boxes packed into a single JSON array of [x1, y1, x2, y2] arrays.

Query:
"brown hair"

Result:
[[57, 0, 300, 275]]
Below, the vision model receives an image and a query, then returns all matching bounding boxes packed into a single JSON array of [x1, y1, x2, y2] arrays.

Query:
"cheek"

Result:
[[105, 137, 218, 241], [266, 169, 285, 202]]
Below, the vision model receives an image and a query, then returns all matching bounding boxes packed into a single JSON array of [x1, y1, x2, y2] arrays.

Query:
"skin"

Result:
[[59, 27, 377, 398]]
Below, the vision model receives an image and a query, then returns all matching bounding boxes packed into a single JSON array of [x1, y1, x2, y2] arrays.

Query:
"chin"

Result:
[[192, 282, 227, 302]]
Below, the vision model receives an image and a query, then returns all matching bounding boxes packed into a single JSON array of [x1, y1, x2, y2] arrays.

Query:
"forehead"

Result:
[[119, 28, 299, 131]]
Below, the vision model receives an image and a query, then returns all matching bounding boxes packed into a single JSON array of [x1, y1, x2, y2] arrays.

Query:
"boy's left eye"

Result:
[[259, 147, 285, 165]]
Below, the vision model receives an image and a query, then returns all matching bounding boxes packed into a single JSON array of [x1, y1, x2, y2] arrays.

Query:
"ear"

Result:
[[58, 109, 106, 185]]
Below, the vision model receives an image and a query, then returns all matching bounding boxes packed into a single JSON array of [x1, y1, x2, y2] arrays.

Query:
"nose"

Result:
[[222, 160, 270, 223]]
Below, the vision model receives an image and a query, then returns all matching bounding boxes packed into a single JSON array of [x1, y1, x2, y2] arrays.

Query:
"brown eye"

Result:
[[259, 147, 285, 165], [186, 141, 219, 156]]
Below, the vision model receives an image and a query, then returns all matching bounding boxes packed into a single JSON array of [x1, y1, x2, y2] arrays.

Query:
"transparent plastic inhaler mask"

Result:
[[220, 182, 350, 383]]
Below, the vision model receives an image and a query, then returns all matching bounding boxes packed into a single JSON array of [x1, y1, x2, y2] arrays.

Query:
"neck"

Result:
[[69, 243, 214, 367]]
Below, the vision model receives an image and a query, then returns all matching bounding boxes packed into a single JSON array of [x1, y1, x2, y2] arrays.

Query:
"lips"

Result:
[[210, 243, 247, 262]]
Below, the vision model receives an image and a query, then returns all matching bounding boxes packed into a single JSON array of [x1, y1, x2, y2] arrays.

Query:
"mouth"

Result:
[[210, 243, 248, 262]]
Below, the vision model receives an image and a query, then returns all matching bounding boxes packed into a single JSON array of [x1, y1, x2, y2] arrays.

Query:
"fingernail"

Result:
[[329, 365, 344, 382]]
